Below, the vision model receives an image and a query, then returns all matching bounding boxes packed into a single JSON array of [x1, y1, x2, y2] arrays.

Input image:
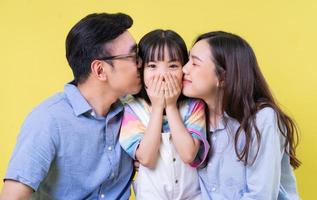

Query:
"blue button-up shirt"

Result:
[[198, 107, 300, 200], [5, 83, 133, 200]]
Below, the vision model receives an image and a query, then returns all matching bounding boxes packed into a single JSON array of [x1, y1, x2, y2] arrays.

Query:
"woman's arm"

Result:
[[240, 108, 285, 199]]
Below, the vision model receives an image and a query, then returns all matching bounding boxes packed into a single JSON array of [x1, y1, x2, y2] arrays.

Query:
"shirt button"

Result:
[[211, 187, 216, 192], [100, 194, 105, 198], [108, 146, 112, 151], [175, 180, 178, 184], [173, 158, 176, 162]]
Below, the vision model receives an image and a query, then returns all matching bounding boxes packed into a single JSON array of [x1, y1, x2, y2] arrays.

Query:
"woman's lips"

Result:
[[182, 79, 191, 85]]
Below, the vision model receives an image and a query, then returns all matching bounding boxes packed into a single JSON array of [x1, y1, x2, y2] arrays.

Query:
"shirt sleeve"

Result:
[[240, 107, 285, 200], [4, 109, 58, 191], [119, 104, 146, 160], [184, 99, 210, 168]]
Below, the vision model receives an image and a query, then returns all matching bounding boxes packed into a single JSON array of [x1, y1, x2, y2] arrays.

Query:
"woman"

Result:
[[182, 31, 300, 199]]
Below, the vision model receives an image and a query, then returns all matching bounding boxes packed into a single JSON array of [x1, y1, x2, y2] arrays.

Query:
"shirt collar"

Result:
[[107, 100, 124, 119], [64, 81, 124, 118], [209, 112, 230, 132], [88, 101, 123, 120], [64, 82, 92, 117]]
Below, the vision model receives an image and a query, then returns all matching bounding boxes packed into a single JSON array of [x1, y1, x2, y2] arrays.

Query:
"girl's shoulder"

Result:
[[120, 95, 135, 105], [178, 98, 205, 119], [121, 95, 148, 107], [178, 98, 205, 109], [124, 96, 151, 116]]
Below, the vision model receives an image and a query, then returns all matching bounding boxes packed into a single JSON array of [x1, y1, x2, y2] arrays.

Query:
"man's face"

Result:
[[105, 31, 141, 96]]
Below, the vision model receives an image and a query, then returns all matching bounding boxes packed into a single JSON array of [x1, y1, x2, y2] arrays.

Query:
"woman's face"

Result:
[[182, 39, 220, 101], [143, 46, 183, 88]]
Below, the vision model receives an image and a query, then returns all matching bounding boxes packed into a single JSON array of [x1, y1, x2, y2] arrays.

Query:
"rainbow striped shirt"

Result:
[[119, 96, 209, 168]]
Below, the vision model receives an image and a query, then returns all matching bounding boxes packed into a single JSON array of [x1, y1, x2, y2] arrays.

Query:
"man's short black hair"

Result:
[[66, 13, 133, 84]]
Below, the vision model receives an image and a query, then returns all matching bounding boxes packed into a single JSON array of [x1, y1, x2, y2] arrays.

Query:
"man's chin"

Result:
[[126, 85, 141, 95], [132, 87, 142, 95]]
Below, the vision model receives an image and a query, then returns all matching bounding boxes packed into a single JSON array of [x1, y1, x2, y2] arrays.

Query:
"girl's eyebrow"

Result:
[[168, 59, 180, 63], [147, 59, 180, 63]]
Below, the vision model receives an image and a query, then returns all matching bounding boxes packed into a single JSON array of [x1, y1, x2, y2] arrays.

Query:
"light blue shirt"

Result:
[[198, 107, 300, 200], [5, 83, 133, 200]]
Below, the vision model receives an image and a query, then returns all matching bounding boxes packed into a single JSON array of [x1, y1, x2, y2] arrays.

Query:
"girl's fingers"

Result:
[[160, 81, 166, 97], [172, 74, 181, 91], [152, 75, 160, 92], [165, 73, 175, 94], [163, 81, 170, 97], [156, 74, 164, 94]]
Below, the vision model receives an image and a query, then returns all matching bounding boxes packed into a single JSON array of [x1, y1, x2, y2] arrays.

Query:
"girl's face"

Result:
[[144, 46, 183, 88], [182, 39, 220, 101]]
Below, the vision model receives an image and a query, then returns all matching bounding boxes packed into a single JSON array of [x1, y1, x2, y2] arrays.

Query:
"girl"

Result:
[[120, 29, 209, 200], [182, 31, 300, 199]]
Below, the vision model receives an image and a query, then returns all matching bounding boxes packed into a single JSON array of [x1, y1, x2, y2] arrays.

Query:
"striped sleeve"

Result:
[[119, 104, 146, 160], [184, 99, 210, 168]]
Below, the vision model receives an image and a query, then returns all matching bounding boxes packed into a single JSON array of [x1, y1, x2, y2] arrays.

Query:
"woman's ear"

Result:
[[91, 60, 108, 81], [218, 71, 226, 88]]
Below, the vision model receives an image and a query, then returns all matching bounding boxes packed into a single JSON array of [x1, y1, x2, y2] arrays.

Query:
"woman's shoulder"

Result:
[[255, 107, 277, 122], [254, 107, 281, 133], [254, 107, 286, 149]]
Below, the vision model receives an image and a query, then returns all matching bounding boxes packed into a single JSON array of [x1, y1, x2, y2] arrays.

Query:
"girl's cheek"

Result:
[[145, 73, 156, 88], [175, 72, 183, 83]]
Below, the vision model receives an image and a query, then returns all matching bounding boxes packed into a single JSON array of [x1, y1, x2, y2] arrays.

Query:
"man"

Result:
[[0, 13, 141, 199]]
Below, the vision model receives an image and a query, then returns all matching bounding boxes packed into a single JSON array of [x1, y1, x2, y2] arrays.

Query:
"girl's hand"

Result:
[[146, 74, 165, 109], [164, 73, 181, 108]]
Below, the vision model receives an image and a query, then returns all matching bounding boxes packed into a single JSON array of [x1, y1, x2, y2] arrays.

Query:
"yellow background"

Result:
[[1, 0, 316, 199]]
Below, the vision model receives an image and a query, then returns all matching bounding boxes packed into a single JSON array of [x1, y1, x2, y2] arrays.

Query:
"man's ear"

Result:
[[90, 60, 108, 81]]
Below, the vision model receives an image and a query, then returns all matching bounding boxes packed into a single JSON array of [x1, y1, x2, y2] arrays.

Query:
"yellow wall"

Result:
[[0, 0, 316, 199]]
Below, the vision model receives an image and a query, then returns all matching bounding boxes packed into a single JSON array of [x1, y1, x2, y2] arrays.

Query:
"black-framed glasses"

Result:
[[97, 52, 139, 64]]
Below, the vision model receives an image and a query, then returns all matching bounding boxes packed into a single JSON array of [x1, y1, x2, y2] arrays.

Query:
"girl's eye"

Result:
[[169, 64, 179, 68], [147, 64, 156, 68]]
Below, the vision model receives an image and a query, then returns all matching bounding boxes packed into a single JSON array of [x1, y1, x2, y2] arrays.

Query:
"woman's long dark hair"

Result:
[[196, 31, 300, 168], [134, 29, 188, 104]]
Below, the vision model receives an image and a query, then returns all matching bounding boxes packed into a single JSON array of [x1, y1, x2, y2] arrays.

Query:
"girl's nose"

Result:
[[159, 68, 168, 75]]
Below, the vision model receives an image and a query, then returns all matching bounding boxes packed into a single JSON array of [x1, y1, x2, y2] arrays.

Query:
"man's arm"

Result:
[[0, 180, 33, 200]]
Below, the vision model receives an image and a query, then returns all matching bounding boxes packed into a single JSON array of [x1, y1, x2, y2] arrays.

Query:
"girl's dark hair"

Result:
[[196, 31, 300, 168], [134, 29, 188, 104]]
